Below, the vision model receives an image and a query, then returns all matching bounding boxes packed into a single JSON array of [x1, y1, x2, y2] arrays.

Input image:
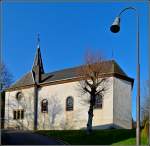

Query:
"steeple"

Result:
[[32, 34, 44, 83]]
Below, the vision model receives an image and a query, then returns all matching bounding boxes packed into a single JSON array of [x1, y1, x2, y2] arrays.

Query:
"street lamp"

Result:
[[110, 7, 140, 146], [110, 17, 120, 33]]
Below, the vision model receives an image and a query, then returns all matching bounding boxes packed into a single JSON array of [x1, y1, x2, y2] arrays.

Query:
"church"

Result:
[[4, 43, 134, 130]]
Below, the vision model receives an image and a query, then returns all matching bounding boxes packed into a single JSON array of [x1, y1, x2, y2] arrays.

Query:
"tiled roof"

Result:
[[9, 72, 34, 89], [6, 60, 134, 90]]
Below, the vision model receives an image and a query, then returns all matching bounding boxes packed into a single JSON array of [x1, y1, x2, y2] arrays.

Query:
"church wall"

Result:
[[4, 87, 35, 130], [93, 77, 114, 129], [113, 77, 132, 129], [4, 76, 133, 130], [37, 77, 114, 130]]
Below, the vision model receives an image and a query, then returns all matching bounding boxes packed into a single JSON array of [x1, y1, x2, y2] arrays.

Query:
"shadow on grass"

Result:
[[37, 129, 136, 145]]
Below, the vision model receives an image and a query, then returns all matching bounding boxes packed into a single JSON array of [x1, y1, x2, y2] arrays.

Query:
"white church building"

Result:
[[4, 44, 134, 130]]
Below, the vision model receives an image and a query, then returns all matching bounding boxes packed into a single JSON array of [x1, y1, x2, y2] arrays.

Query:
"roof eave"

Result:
[[5, 73, 134, 91]]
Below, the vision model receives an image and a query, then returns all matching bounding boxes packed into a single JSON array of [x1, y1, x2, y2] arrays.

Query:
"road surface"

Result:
[[1, 130, 65, 145]]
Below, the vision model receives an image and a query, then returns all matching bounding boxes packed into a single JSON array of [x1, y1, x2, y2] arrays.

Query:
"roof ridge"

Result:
[[43, 60, 115, 75]]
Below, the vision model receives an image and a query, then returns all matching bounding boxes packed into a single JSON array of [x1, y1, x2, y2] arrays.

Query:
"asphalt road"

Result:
[[1, 130, 65, 145]]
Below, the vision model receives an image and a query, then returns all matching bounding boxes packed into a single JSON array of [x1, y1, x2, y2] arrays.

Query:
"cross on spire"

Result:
[[37, 33, 40, 48]]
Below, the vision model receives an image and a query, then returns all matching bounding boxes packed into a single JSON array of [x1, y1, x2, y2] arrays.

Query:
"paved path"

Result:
[[1, 130, 65, 145]]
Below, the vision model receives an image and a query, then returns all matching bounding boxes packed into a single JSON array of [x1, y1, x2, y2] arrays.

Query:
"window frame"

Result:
[[21, 109, 24, 119], [16, 92, 23, 101], [17, 110, 20, 119], [94, 95, 103, 109], [66, 96, 74, 111], [13, 109, 24, 120], [13, 110, 17, 120], [41, 99, 48, 113]]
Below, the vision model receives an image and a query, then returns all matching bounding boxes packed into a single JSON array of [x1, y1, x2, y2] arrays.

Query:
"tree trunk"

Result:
[[87, 103, 94, 134]]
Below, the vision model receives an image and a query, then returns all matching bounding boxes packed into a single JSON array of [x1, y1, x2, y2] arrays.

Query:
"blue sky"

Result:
[[2, 1, 149, 120]]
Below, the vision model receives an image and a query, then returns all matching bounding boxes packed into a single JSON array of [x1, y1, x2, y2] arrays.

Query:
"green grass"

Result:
[[36, 129, 148, 145], [112, 137, 148, 145]]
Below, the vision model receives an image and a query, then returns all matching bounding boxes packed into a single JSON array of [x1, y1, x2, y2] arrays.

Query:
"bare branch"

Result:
[[76, 50, 108, 133], [0, 62, 13, 91], [84, 86, 91, 94]]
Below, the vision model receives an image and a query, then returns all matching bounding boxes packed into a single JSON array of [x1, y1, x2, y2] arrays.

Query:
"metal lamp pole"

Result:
[[110, 7, 140, 146]]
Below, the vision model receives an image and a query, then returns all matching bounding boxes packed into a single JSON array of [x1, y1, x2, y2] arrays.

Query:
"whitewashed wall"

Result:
[[113, 78, 132, 129], [4, 76, 132, 130], [5, 87, 35, 130], [37, 77, 114, 130]]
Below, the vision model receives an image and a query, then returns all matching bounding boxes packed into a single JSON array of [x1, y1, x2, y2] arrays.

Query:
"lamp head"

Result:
[[110, 17, 120, 33]]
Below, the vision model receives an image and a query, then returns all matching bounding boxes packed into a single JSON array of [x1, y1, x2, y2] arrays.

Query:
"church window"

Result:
[[66, 96, 74, 111], [21, 110, 24, 119], [41, 99, 48, 113], [17, 110, 20, 119], [16, 92, 23, 101], [13, 110, 17, 120], [13, 109, 24, 120], [94, 95, 103, 109]]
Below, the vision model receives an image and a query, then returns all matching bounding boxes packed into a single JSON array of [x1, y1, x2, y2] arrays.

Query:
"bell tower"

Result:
[[32, 34, 44, 84]]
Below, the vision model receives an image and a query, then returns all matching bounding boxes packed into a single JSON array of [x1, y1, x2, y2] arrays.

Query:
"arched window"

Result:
[[94, 95, 103, 109], [66, 96, 74, 111], [16, 92, 23, 101], [41, 99, 48, 113]]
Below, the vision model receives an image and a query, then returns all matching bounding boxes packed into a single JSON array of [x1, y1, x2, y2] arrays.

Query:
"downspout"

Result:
[[31, 70, 38, 130]]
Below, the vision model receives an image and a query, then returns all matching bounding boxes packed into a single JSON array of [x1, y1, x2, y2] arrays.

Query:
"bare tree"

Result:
[[0, 62, 13, 91], [0, 62, 13, 128], [77, 51, 108, 134]]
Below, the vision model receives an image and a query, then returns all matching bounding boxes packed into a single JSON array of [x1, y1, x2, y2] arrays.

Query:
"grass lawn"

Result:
[[36, 129, 148, 145]]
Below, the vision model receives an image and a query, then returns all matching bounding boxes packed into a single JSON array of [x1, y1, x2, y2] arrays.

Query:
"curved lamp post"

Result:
[[110, 7, 140, 146]]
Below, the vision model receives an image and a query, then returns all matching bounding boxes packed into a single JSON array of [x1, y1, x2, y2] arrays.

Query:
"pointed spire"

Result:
[[32, 34, 44, 83], [33, 47, 44, 74], [37, 33, 40, 49]]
